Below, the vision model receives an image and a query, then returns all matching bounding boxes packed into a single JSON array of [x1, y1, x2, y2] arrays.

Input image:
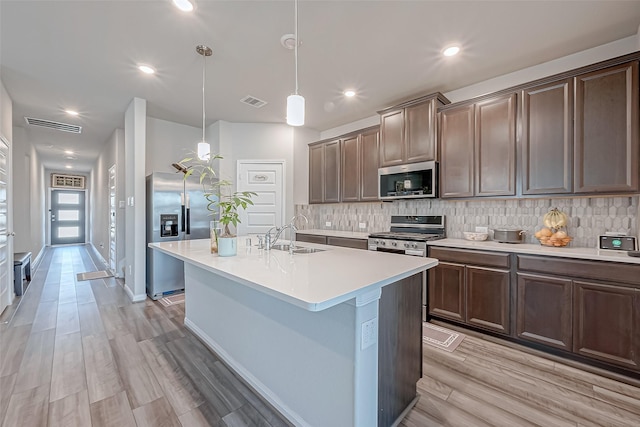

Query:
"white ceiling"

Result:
[[1, 0, 640, 173]]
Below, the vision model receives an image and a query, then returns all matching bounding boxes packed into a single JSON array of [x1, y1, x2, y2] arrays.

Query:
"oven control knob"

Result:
[[412, 243, 417, 249], [379, 240, 385, 246], [404, 243, 410, 248], [391, 241, 397, 247]]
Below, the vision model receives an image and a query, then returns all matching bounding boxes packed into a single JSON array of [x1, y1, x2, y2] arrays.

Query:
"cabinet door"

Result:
[[475, 93, 517, 196], [428, 262, 465, 322], [405, 100, 437, 163], [341, 135, 360, 202], [324, 140, 341, 203], [573, 280, 640, 371], [521, 80, 573, 194], [360, 129, 380, 201], [309, 144, 324, 204], [380, 109, 405, 167], [574, 62, 639, 193], [516, 273, 572, 351], [466, 266, 510, 334], [439, 105, 475, 198]]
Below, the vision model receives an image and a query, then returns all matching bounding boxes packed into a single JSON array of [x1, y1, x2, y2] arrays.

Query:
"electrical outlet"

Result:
[[358, 222, 367, 229], [475, 226, 488, 233], [361, 318, 378, 350], [325, 221, 332, 227]]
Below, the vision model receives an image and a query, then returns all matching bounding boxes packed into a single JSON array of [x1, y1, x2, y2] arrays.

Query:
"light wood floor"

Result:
[[402, 329, 640, 426], [0, 245, 291, 427], [3, 245, 640, 427]]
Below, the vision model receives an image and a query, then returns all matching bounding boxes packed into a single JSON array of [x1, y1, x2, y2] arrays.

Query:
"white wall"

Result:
[[89, 129, 118, 266], [11, 126, 46, 262], [214, 121, 299, 222], [145, 117, 201, 175], [124, 98, 146, 301]]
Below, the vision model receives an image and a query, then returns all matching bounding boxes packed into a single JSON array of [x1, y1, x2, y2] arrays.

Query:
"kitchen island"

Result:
[[149, 238, 438, 427]]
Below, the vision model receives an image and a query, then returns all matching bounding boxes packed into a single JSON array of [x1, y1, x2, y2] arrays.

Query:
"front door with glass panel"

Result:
[[51, 190, 86, 245]]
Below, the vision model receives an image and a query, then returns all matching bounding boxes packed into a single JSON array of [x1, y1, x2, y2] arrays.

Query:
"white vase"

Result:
[[218, 236, 237, 257]]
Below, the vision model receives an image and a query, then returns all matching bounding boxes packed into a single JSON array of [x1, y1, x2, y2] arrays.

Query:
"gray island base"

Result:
[[149, 238, 437, 426]]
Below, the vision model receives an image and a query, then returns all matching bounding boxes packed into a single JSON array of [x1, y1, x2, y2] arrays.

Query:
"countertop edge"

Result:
[[427, 238, 640, 264]]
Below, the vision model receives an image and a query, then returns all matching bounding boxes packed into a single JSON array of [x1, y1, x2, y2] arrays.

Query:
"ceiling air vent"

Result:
[[240, 95, 267, 108], [25, 117, 82, 134]]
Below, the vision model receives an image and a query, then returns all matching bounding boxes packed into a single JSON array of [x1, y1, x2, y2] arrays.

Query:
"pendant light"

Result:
[[286, 0, 304, 126], [196, 45, 212, 160]]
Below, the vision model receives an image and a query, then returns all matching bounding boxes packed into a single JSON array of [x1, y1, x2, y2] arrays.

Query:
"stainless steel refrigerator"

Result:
[[146, 172, 213, 300]]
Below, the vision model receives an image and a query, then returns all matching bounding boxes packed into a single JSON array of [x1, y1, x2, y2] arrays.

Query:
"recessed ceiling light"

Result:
[[172, 0, 194, 12], [64, 150, 74, 155], [442, 45, 460, 57], [343, 90, 356, 98], [65, 165, 73, 169], [65, 110, 79, 116], [138, 64, 156, 75]]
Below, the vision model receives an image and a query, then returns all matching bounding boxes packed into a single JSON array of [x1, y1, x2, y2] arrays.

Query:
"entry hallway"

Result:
[[1, 245, 640, 427]]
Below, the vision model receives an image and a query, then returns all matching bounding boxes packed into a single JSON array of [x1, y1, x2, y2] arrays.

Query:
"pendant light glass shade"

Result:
[[286, 94, 305, 127], [197, 141, 210, 161]]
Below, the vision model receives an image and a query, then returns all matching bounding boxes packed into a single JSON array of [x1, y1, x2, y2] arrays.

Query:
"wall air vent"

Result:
[[240, 95, 267, 108], [25, 117, 82, 134], [51, 173, 85, 189]]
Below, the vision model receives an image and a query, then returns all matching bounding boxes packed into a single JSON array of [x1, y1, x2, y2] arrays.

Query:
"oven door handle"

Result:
[[405, 249, 425, 256]]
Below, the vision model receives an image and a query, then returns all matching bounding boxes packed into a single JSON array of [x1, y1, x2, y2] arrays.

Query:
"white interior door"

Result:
[[236, 160, 284, 236], [0, 137, 12, 314], [108, 165, 117, 273]]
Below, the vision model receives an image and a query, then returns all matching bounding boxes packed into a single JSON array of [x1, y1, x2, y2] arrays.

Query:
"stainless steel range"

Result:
[[368, 215, 445, 257]]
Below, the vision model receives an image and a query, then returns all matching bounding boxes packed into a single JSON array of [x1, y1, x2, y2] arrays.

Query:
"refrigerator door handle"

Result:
[[181, 204, 186, 232], [186, 207, 191, 235]]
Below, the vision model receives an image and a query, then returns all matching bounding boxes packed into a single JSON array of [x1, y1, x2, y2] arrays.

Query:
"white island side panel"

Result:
[[184, 263, 379, 427]]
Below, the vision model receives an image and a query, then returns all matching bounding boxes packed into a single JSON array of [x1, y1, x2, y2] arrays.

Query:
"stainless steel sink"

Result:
[[269, 244, 325, 254]]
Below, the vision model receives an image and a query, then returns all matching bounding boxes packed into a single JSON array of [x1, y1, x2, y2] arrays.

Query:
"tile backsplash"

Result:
[[295, 196, 639, 248]]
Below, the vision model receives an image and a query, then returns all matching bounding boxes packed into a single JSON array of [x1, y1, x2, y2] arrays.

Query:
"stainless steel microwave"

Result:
[[378, 161, 438, 200]]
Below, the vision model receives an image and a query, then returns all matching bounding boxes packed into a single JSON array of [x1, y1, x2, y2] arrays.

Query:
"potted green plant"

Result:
[[176, 153, 255, 256]]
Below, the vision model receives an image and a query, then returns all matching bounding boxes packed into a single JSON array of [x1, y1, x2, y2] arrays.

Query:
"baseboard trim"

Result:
[[184, 317, 305, 427], [123, 283, 147, 303]]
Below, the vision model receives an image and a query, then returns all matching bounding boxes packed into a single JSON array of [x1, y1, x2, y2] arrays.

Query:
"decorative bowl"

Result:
[[463, 231, 489, 241], [537, 235, 572, 247]]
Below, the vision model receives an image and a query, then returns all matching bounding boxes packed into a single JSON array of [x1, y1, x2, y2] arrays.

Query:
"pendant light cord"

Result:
[[294, 0, 299, 95], [202, 52, 206, 142]]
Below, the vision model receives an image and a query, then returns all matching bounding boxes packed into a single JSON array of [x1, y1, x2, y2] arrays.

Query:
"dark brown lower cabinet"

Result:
[[573, 280, 640, 371], [516, 272, 573, 351], [294, 233, 368, 250], [428, 247, 510, 335]]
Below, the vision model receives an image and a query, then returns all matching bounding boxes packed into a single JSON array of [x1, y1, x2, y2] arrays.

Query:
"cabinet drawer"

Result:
[[517, 255, 640, 287], [295, 234, 327, 245], [429, 247, 510, 269], [326, 236, 368, 250]]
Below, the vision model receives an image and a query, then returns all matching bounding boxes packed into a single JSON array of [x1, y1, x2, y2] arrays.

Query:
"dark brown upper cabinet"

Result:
[[309, 139, 341, 204], [439, 104, 475, 198], [521, 79, 573, 194], [341, 127, 380, 203], [475, 93, 517, 197], [379, 93, 449, 167], [439, 93, 516, 198], [574, 61, 639, 193]]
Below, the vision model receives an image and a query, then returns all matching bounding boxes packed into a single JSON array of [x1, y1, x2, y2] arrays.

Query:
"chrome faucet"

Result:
[[262, 214, 309, 252], [287, 214, 309, 251]]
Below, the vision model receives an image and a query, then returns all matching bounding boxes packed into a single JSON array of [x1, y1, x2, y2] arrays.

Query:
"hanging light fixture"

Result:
[[196, 44, 213, 160], [286, 0, 304, 126]]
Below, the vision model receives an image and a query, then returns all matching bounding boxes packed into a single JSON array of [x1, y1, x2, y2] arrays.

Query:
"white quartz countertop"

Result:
[[295, 229, 371, 240], [149, 239, 437, 311], [428, 238, 640, 264]]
